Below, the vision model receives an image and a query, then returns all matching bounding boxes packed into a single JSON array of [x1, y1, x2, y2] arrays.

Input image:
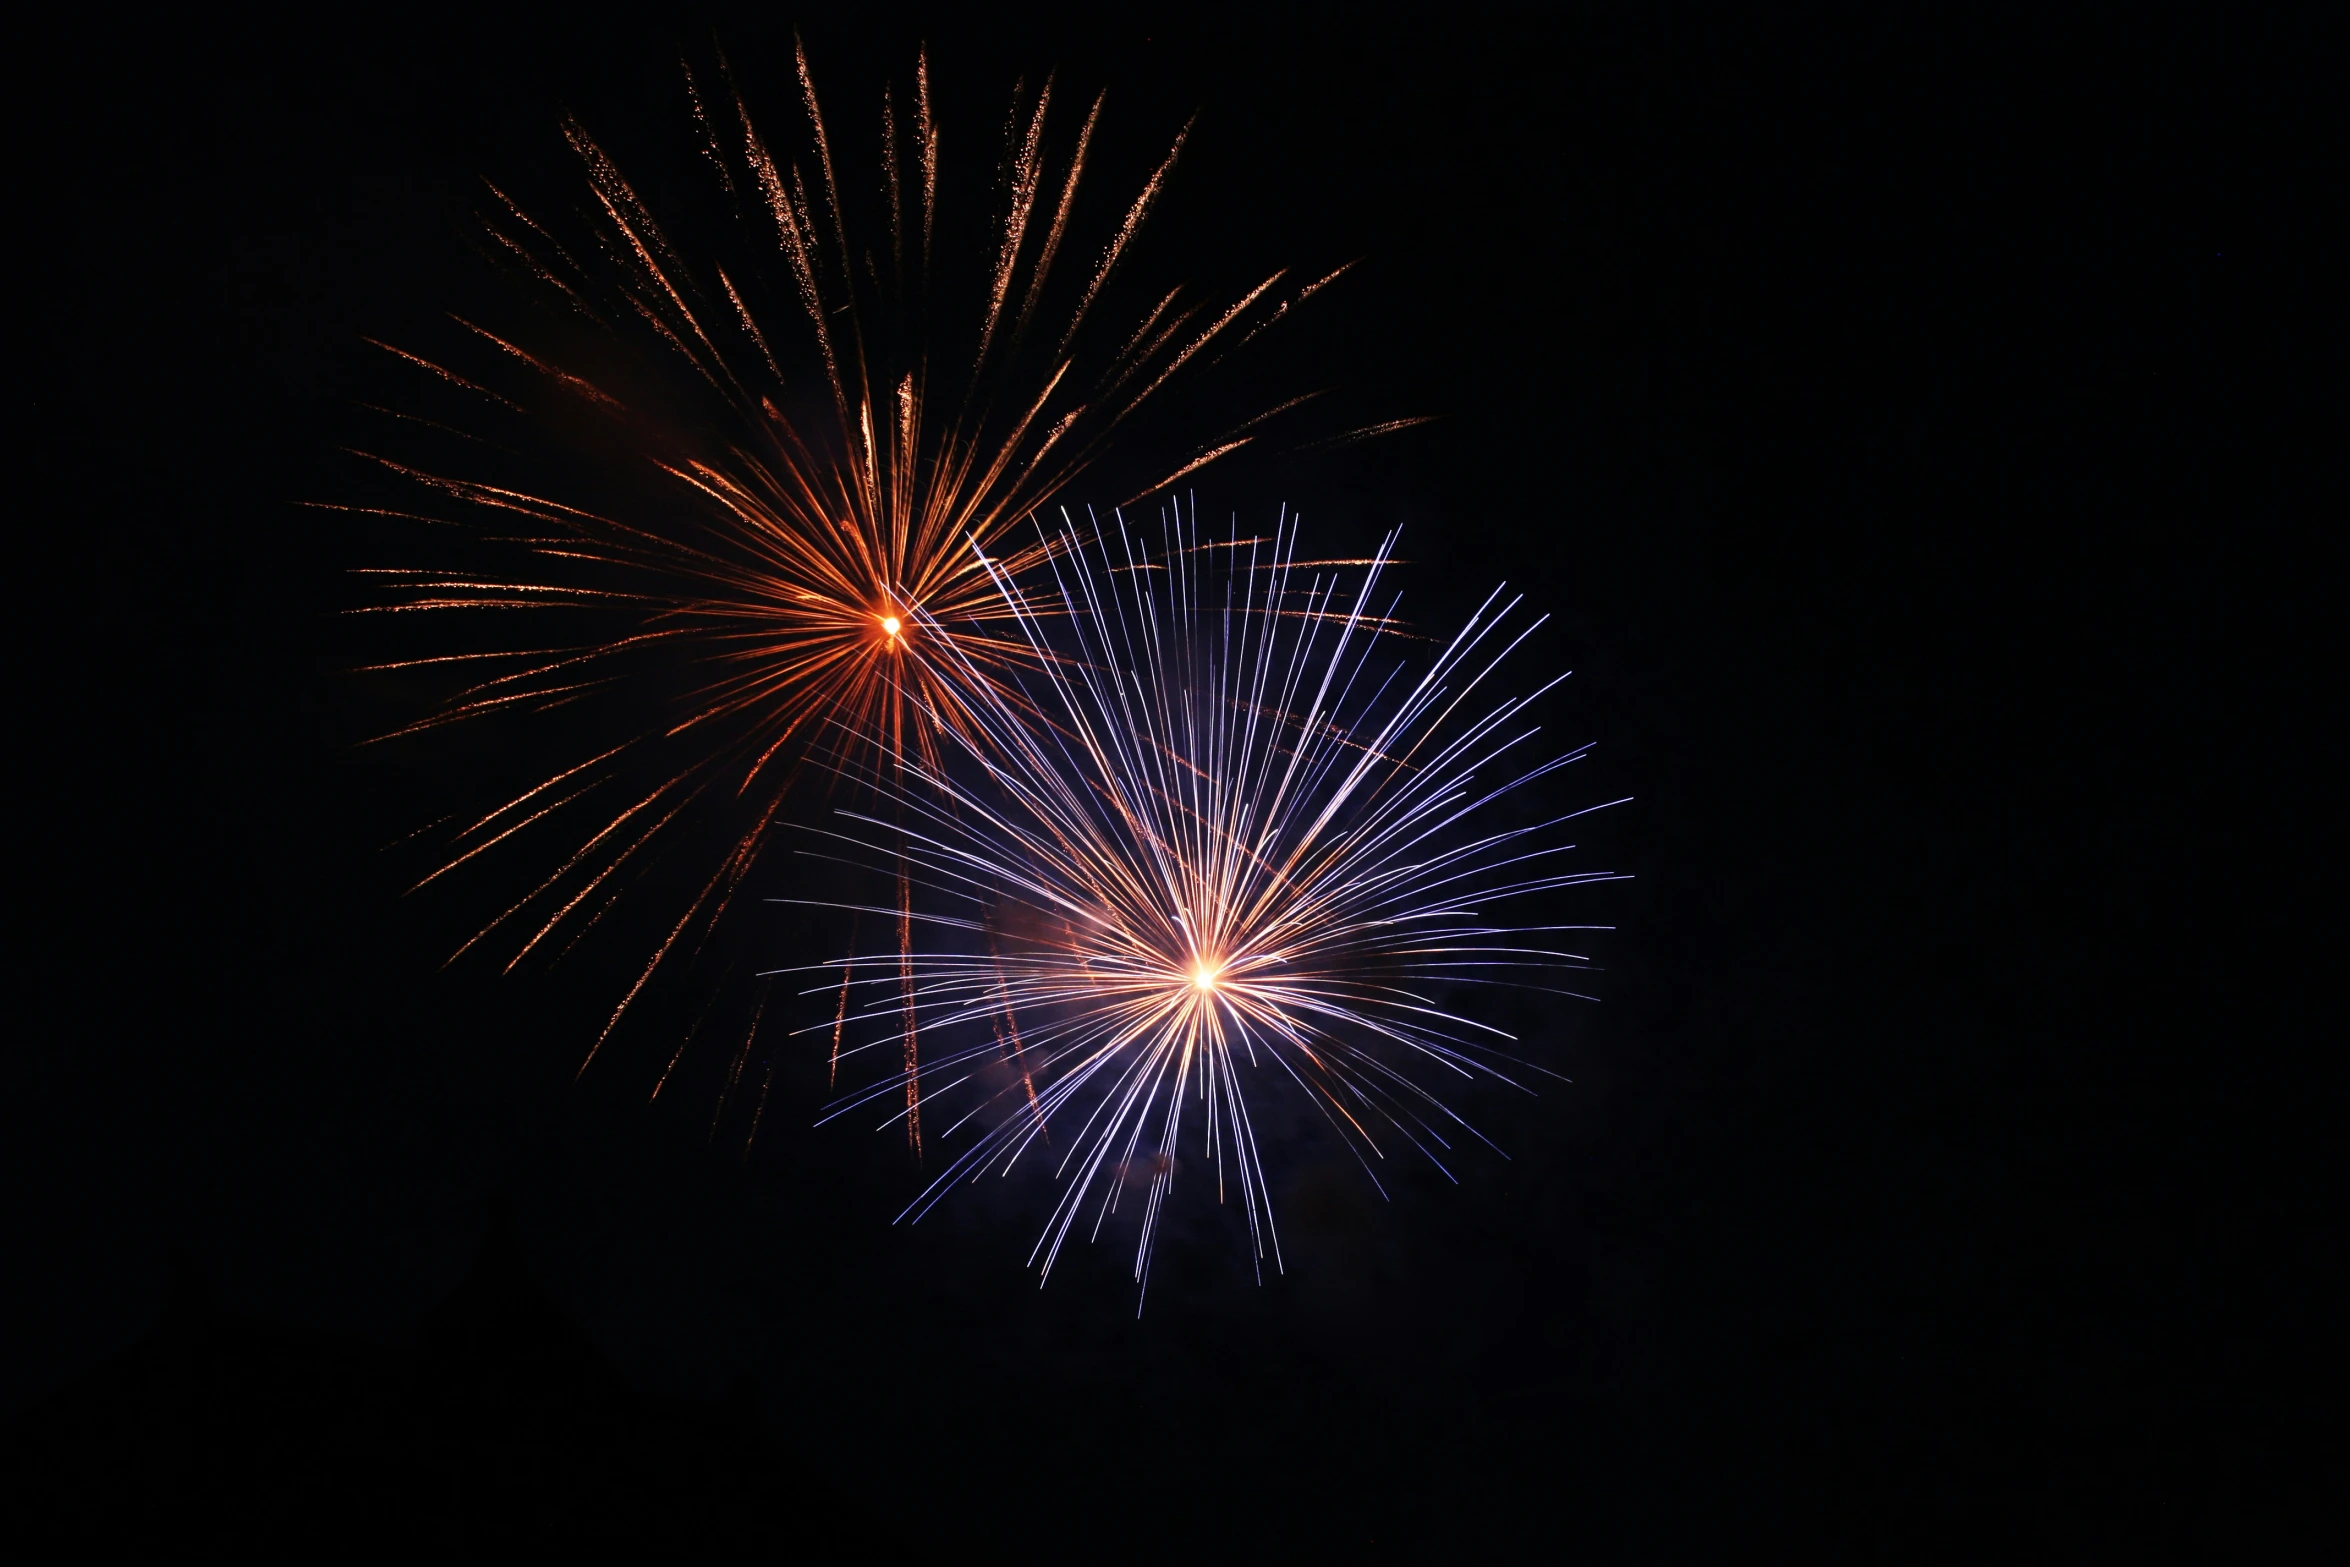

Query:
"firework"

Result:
[[335, 42, 1389, 1119], [790, 505, 1627, 1302]]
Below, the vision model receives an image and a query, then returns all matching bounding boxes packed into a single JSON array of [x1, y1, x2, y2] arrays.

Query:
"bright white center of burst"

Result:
[[1191, 961, 1221, 992], [879, 615, 902, 638]]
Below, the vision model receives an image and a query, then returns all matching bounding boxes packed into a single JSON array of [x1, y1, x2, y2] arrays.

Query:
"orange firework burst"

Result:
[[336, 41, 1395, 1130]]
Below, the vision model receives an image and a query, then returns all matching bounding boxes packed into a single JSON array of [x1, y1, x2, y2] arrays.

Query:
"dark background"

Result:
[[14, 6, 2320, 1559]]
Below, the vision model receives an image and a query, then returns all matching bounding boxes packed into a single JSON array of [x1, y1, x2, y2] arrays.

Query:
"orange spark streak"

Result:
[[353, 43, 1398, 1131]]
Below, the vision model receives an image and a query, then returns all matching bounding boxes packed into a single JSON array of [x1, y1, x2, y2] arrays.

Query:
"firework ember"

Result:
[[791, 506, 1627, 1303]]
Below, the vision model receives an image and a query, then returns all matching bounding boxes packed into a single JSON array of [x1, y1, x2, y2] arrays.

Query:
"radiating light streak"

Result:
[[782, 504, 1627, 1305], [343, 44, 1376, 1113]]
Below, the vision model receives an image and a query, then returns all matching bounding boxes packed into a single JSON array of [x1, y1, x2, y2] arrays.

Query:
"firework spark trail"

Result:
[[783, 504, 1628, 1305], [345, 44, 1398, 1097]]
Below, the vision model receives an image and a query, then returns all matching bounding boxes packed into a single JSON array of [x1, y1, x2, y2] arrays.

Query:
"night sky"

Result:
[[16, 8, 2313, 1559]]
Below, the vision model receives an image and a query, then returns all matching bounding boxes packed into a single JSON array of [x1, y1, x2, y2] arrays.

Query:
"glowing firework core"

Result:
[[879, 615, 903, 639], [1190, 959, 1223, 992]]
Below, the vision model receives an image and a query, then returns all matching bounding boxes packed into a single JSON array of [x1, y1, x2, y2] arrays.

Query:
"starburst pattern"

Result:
[[334, 44, 1391, 1117], [795, 506, 1627, 1301]]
